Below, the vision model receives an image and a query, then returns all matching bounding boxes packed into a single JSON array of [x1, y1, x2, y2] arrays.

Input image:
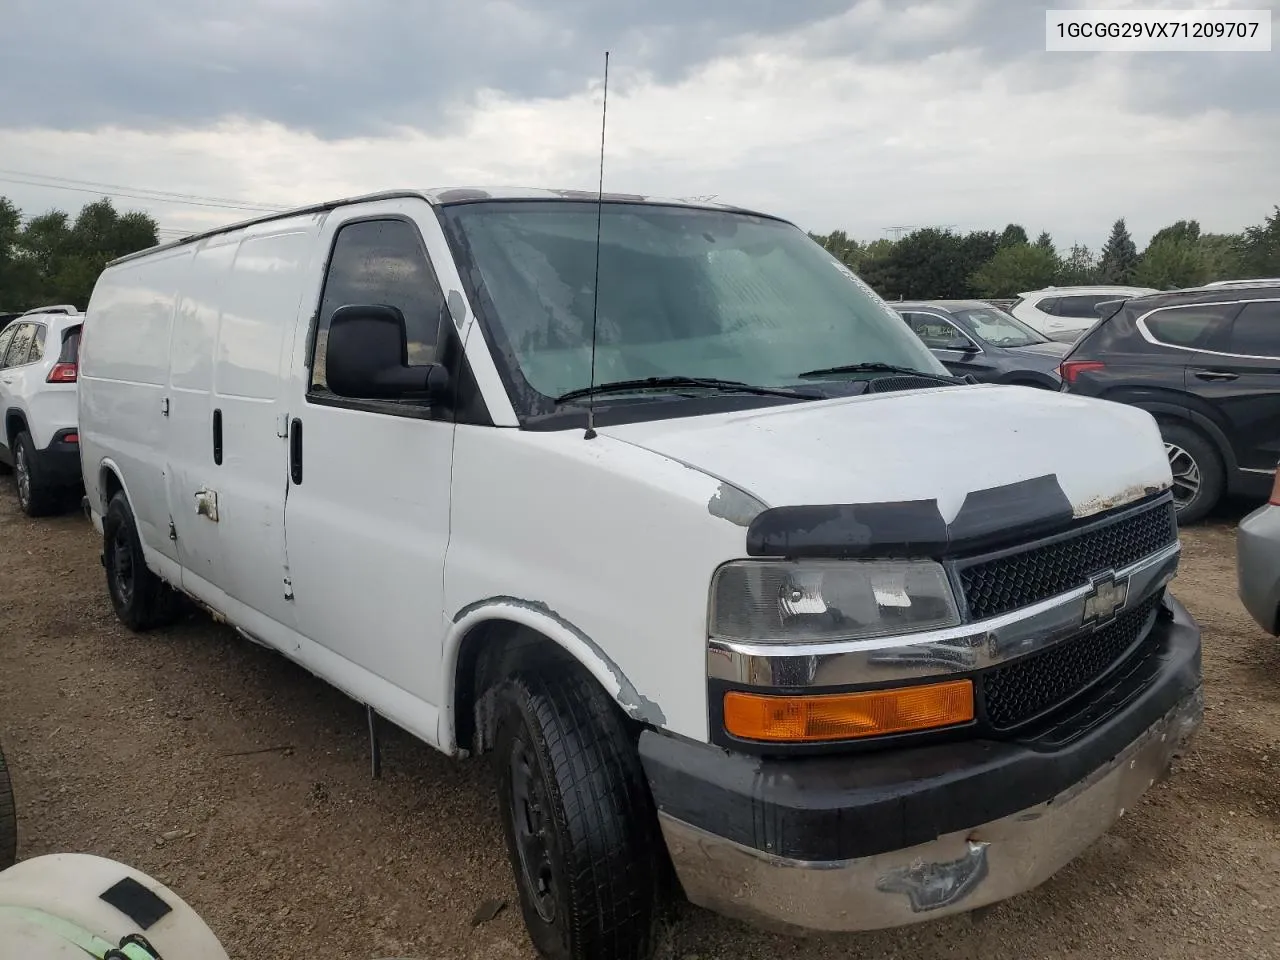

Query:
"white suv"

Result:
[[0, 305, 84, 516], [1010, 285, 1158, 342]]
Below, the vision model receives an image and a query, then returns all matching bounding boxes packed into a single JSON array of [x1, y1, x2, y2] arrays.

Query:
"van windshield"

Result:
[[440, 201, 949, 415]]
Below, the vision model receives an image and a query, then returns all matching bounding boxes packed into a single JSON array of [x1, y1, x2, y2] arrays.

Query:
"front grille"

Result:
[[980, 593, 1162, 731], [957, 499, 1177, 621]]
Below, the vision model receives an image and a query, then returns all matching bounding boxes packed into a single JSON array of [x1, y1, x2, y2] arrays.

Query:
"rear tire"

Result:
[[493, 669, 665, 960], [0, 740, 17, 869], [13, 431, 58, 518], [103, 491, 180, 631], [1160, 422, 1224, 525]]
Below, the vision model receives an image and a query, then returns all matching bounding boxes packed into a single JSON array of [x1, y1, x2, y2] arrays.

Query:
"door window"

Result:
[[1034, 297, 1061, 316], [1227, 301, 1280, 359], [1144, 304, 1234, 349], [0, 325, 17, 368], [904, 313, 964, 349], [311, 218, 448, 393], [1, 323, 34, 367]]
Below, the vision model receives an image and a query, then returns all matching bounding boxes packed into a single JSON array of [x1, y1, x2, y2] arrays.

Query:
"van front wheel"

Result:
[[494, 669, 665, 960], [103, 492, 179, 631]]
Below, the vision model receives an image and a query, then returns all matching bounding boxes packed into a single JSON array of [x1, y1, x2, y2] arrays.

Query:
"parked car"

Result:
[[0, 305, 84, 516], [896, 300, 1068, 388], [1010, 285, 1159, 343], [1060, 283, 1280, 523], [79, 188, 1202, 960], [1238, 468, 1280, 635]]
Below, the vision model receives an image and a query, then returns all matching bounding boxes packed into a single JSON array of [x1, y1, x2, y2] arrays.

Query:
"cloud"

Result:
[[0, 0, 1276, 249]]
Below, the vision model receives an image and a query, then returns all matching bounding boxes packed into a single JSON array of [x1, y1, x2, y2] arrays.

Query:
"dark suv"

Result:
[[1061, 283, 1280, 522]]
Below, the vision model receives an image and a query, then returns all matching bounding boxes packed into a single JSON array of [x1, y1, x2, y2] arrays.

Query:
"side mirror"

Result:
[[325, 304, 449, 401], [942, 337, 977, 352]]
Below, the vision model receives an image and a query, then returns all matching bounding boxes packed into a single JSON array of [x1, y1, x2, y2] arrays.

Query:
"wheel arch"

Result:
[[3, 407, 28, 447], [443, 598, 664, 755], [1130, 400, 1237, 474]]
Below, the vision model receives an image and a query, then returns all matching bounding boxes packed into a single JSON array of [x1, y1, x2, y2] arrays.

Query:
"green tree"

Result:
[[0, 197, 22, 307], [2, 196, 159, 309], [1135, 236, 1205, 289], [809, 229, 861, 268], [971, 244, 1060, 298], [1197, 232, 1244, 281], [1058, 243, 1099, 285], [998, 224, 1029, 248], [859, 228, 981, 299], [1147, 219, 1201, 249], [1034, 231, 1055, 253], [1097, 218, 1139, 284], [1239, 205, 1280, 278]]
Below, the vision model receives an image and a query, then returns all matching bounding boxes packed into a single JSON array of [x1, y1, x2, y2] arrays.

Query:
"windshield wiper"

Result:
[[555, 376, 820, 404], [797, 361, 963, 383]]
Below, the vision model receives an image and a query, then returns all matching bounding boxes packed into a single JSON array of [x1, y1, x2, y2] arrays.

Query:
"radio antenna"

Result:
[[584, 50, 609, 440]]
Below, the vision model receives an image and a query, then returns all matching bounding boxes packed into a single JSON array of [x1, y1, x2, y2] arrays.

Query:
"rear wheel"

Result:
[[0, 740, 16, 869], [103, 491, 180, 631], [493, 669, 665, 960], [1160, 422, 1224, 524], [13, 431, 58, 518]]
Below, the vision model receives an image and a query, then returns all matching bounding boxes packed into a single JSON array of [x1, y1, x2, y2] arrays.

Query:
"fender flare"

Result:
[[441, 596, 665, 751], [1129, 400, 1238, 474]]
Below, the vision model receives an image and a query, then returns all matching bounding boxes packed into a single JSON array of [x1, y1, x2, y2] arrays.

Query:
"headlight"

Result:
[[709, 559, 960, 643]]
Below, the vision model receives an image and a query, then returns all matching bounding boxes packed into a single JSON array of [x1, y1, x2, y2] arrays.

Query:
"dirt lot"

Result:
[[1, 485, 1279, 960]]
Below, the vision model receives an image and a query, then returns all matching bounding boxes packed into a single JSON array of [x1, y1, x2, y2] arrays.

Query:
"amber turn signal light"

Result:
[[723, 680, 974, 743]]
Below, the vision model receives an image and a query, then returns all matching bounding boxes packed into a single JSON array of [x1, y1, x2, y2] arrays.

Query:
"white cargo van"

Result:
[[79, 189, 1203, 960]]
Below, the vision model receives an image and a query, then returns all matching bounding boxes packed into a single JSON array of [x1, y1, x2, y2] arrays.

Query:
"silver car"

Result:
[[1237, 469, 1280, 635]]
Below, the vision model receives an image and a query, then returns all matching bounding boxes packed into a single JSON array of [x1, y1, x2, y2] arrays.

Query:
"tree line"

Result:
[[810, 206, 1280, 300], [5, 194, 1280, 313], [0, 197, 160, 312]]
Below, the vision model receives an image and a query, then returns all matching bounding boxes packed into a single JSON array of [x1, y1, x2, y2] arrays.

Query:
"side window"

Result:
[[59, 326, 82, 363], [2, 323, 34, 367], [1035, 297, 1060, 316], [1227, 301, 1280, 358], [906, 314, 962, 348], [1055, 295, 1105, 318], [311, 218, 447, 392], [29, 324, 47, 362], [1144, 305, 1234, 349], [0, 324, 18, 368]]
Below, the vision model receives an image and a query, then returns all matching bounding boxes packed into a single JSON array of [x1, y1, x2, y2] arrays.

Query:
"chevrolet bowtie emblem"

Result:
[[1083, 572, 1129, 626]]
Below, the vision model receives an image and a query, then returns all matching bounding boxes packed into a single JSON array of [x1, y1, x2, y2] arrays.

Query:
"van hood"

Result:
[[601, 385, 1171, 524]]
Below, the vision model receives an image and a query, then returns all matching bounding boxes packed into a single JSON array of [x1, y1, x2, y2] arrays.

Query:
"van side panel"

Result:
[[80, 247, 192, 558], [166, 235, 238, 598], [210, 225, 313, 628]]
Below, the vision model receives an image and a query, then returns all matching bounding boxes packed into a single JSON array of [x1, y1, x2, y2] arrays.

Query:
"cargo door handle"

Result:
[[1193, 369, 1238, 382], [289, 418, 302, 484], [212, 408, 223, 465]]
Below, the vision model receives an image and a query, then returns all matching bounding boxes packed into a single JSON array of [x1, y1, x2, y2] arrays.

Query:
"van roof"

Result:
[[107, 187, 776, 268]]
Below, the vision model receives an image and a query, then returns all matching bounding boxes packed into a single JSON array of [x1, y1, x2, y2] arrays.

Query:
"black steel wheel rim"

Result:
[[111, 525, 135, 606], [509, 733, 557, 923]]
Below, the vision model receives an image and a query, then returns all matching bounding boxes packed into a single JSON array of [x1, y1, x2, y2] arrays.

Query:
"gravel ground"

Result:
[[1, 484, 1278, 960]]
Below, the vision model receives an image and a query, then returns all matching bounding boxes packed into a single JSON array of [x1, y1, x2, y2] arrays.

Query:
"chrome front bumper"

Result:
[[659, 686, 1203, 934]]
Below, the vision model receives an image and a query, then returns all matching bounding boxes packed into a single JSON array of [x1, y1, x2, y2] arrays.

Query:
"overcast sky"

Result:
[[2, 0, 1277, 249]]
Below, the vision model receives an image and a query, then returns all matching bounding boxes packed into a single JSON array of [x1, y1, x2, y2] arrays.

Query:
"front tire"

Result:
[[13, 431, 57, 518], [494, 669, 665, 960], [1160, 422, 1225, 524], [103, 491, 179, 631]]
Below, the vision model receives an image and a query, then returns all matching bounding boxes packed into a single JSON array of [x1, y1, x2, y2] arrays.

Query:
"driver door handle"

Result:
[[1193, 369, 1238, 382]]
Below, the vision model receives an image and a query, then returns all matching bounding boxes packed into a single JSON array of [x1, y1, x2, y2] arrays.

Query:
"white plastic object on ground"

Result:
[[0, 853, 229, 959]]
